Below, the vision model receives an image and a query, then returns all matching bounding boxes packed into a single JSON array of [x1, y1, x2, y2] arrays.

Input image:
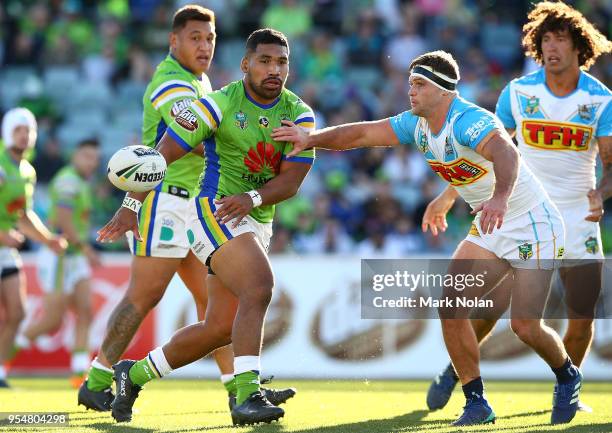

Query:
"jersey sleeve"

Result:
[[495, 83, 516, 130], [167, 92, 225, 152], [389, 111, 418, 146], [596, 99, 612, 137], [454, 107, 504, 149], [150, 77, 199, 126], [53, 175, 80, 209], [283, 104, 316, 164]]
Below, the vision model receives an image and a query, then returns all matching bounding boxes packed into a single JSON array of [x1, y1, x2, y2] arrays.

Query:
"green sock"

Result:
[[86, 366, 113, 391], [235, 371, 259, 405], [129, 358, 157, 387], [224, 378, 237, 395]]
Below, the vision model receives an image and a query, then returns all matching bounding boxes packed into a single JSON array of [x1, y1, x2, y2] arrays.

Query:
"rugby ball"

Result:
[[107, 145, 167, 192]]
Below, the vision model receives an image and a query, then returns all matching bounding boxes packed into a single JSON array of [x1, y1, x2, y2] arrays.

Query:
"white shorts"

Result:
[[466, 201, 565, 270], [126, 191, 191, 258], [37, 247, 91, 294], [0, 247, 22, 277], [187, 197, 273, 266], [555, 200, 604, 263]]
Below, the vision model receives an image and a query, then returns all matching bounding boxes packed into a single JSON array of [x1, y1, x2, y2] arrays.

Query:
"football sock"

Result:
[[129, 347, 173, 387], [462, 377, 485, 401], [86, 358, 113, 391], [222, 374, 237, 395], [552, 357, 576, 384], [234, 356, 261, 405]]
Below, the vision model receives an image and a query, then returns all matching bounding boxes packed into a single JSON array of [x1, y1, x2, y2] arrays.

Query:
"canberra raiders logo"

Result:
[[585, 236, 598, 254], [525, 96, 539, 114], [518, 243, 533, 260], [235, 111, 249, 130]]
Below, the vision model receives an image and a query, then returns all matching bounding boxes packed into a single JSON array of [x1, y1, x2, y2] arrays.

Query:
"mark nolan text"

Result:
[[373, 296, 493, 309]]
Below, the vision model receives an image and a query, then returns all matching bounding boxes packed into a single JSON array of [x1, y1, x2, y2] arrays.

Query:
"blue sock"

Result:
[[552, 358, 576, 384], [462, 377, 485, 401]]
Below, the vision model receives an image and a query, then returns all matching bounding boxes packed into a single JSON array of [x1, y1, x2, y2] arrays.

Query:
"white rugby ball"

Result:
[[107, 145, 167, 192]]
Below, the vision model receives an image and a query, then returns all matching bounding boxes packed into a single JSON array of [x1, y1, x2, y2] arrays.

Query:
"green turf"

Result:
[[0, 378, 611, 432]]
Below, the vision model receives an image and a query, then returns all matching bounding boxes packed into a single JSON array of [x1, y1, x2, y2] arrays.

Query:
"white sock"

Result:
[[71, 351, 90, 373], [91, 357, 113, 373], [148, 347, 173, 378], [234, 356, 260, 375], [221, 373, 234, 384], [0, 366, 6, 379]]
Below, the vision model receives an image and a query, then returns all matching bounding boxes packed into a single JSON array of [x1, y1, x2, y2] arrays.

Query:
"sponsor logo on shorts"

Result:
[[521, 120, 592, 151], [192, 241, 206, 255], [556, 247, 565, 258], [585, 236, 598, 254], [518, 243, 533, 260], [161, 217, 175, 228], [157, 243, 176, 249], [468, 223, 480, 237], [175, 108, 198, 131], [428, 158, 488, 186]]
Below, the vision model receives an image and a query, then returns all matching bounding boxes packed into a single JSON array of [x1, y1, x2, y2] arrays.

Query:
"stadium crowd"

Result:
[[1, 0, 610, 255]]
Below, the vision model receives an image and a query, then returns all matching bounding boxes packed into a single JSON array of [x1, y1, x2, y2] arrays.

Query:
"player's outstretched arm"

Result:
[[471, 131, 519, 234], [97, 132, 190, 243], [272, 118, 399, 157], [214, 160, 311, 227]]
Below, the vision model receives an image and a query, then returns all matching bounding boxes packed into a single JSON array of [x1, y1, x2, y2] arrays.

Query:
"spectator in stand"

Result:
[[262, 0, 312, 39]]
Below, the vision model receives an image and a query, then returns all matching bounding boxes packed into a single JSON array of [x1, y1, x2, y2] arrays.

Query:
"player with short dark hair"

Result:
[[272, 49, 584, 426], [98, 28, 313, 425], [425, 1, 610, 417]]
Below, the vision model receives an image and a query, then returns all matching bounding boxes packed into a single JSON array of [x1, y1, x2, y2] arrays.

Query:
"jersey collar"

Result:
[[169, 53, 203, 81], [242, 80, 281, 109]]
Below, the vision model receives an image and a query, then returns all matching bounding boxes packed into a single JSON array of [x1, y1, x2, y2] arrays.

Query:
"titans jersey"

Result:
[[142, 54, 212, 195], [496, 68, 611, 205], [167, 80, 315, 223], [390, 96, 544, 220]]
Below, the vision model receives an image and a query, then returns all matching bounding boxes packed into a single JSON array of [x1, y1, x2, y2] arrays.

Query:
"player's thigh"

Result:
[[0, 271, 27, 321], [177, 250, 208, 306], [125, 255, 182, 307], [560, 262, 602, 319], [510, 267, 554, 320], [210, 233, 274, 299], [204, 274, 238, 332]]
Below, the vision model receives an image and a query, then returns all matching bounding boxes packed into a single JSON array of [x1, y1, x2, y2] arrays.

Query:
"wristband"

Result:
[[122, 196, 142, 214], [246, 190, 263, 208]]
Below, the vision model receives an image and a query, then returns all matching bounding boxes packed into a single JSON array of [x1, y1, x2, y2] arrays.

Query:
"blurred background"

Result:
[[1, 0, 610, 257]]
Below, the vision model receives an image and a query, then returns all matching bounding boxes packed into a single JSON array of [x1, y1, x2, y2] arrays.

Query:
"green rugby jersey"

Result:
[[0, 150, 36, 231], [142, 54, 212, 195], [47, 165, 92, 253], [167, 80, 316, 223]]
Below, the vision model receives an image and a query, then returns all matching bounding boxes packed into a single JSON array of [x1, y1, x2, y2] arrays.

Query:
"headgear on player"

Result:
[[1, 107, 38, 149]]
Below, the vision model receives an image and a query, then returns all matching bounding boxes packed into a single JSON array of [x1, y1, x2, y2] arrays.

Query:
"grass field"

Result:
[[0, 379, 611, 433]]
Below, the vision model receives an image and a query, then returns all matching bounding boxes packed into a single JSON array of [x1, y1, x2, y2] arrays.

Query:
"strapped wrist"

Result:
[[246, 190, 263, 208], [122, 196, 142, 214]]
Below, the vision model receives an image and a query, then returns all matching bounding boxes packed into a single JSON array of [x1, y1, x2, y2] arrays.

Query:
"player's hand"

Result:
[[0, 229, 25, 248], [214, 194, 253, 228], [83, 245, 102, 268], [271, 120, 311, 157], [422, 194, 455, 236], [585, 189, 604, 222], [471, 196, 508, 234], [97, 207, 141, 243], [47, 235, 68, 254]]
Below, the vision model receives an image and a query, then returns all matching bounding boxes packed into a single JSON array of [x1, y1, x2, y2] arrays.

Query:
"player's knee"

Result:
[[125, 288, 164, 313], [510, 319, 539, 344], [566, 319, 593, 337]]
